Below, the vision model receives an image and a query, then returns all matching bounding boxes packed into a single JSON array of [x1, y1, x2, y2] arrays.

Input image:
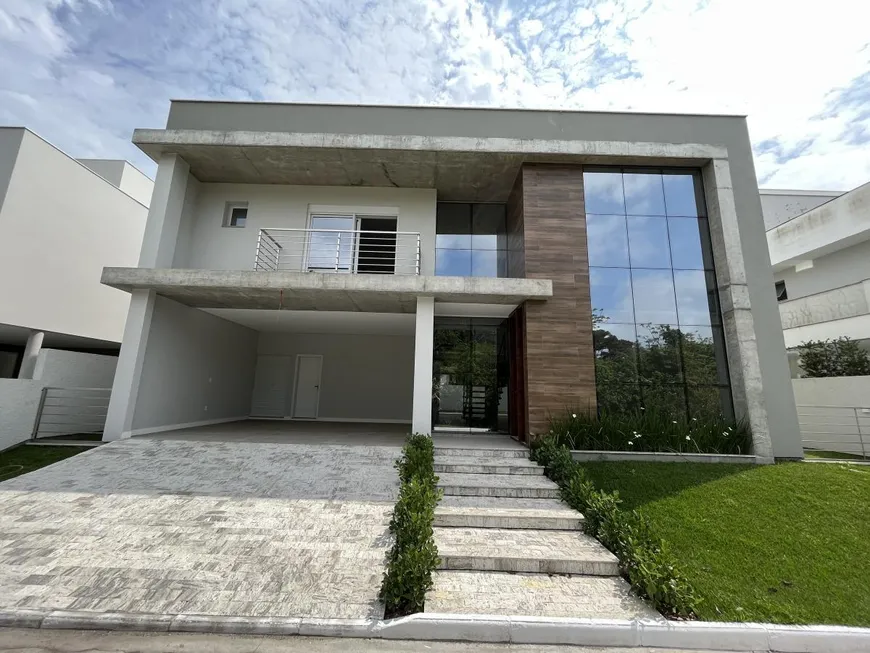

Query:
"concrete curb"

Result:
[[1, 608, 868, 652], [571, 450, 756, 464]]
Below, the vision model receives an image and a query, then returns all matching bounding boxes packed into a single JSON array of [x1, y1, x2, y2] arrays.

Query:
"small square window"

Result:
[[223, 202, 248, 228], [775, 280, 788, 302]]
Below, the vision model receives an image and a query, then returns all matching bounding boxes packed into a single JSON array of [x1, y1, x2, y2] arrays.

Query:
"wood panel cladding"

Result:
[[506, 164, 597, 437]]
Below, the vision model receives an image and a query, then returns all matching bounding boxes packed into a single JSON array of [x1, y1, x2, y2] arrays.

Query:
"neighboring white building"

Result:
[[0, 127, 153, 450], [763, 184, 870, 457], [764, 183, 870, 352]]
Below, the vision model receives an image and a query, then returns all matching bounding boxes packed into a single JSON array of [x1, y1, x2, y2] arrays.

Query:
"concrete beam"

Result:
[[133, 129, 728, 160], [100, 268, 553, 313]]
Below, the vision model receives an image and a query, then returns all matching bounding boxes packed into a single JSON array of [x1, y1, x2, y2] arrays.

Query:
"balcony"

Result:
[[254, 228, 421, 275]]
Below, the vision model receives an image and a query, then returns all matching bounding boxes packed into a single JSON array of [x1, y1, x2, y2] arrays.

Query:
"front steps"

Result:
[[433, 457, 543, 475], [427, 438, 654, 619]]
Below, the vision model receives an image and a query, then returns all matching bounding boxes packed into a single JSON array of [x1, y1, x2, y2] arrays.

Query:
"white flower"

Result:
[[640, 407, 645, 411], [632, 431, 638, 435], [722, 431, 729, 437], [635, 434, 642, 439], [728, 427, 733, 432], [628, 441, 634, 446], [685, 435, 691, 441], [672, 421, 678, 424], [572, 413, 577, 419], [692, 417, 698, 422]]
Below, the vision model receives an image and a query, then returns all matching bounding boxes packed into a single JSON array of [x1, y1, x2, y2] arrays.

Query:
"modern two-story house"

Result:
[[101, 101, 802, 461]]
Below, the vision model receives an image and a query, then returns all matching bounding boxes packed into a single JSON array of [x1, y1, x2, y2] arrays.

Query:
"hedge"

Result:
[[379, 434, 442, 618], [531, 436, 699, 618]]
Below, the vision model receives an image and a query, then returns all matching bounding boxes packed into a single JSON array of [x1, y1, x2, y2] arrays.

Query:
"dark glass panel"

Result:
[[641, 383, 688, 421], [627, 216, 671, 268], [471, 250, 499, 277], [435, 249, 472, 276], [624, 173, 666, 216], [594, 323, 638, 384], [681, 325, 729, 385], [668, 217, 710, 270], [584, 172, 626, 214], [586, 214, 629, 267], [674, 270, 719, 326], [663, 173, 704, 217], [436, 203, 472, 249], [590, 267, 635, 324], [597, 382, 642, 417], [471, 204, 506, 250], [631, 269, 678, 324], [637, 324, 683, 385], [687, 386, 735, 422]]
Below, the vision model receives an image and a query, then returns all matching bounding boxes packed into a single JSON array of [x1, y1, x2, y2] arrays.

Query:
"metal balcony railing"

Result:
[[254, 228, 421, 275], [797, 404, 869, 458]]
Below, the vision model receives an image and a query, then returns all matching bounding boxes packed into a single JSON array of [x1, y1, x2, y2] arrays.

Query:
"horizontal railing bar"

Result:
[[261, 228, 421, 235], [796, 405, 870, 410], [43, 387, 111, 393]]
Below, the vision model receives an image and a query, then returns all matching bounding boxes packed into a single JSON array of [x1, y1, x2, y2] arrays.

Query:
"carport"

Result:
[[138, 418, 409, 445]]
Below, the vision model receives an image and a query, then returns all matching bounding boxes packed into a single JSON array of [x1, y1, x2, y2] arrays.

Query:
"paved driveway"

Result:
[[0, 438, 401, 619]]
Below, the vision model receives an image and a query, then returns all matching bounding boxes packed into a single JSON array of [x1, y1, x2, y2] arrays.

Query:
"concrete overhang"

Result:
[[768, 181, 870, 271], [132, 129, 726, 202], [101, 268, 552, 313]]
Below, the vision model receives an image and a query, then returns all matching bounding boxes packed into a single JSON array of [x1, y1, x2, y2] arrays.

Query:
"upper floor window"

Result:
[[775, 280, 788, 301], [436, 203, 507, 277], [223, 202, 248, 228]]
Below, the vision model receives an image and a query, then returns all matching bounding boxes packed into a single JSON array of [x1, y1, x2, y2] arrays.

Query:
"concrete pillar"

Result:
[[138, 154, 190, 268], [703, 159, 774, 463], [411, 296, 435, 435], [17, 330, 44, 379], [103, 290, 156, 441]]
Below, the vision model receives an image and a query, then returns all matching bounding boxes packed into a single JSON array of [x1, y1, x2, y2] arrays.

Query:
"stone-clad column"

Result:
[[703, 159, 774, 463], [507, 164, 597, 438]]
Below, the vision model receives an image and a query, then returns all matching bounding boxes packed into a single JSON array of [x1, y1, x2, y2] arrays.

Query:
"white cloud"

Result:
[[0, 0, 867, 190]]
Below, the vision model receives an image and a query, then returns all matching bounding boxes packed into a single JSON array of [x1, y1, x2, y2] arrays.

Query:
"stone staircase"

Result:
[[425, 436, 657, 619]]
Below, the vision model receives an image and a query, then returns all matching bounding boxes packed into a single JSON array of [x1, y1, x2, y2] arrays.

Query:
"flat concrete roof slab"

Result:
[[132, 129, 725, 202], [101, 267, 552, 313]]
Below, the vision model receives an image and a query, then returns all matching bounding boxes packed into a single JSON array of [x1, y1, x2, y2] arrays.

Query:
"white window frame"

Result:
[[305, 206, 399, 273], [223, 201, 249, 228]]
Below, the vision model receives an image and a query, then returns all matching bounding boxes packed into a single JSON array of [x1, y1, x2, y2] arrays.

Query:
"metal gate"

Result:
[[31, 387, 111, 440]]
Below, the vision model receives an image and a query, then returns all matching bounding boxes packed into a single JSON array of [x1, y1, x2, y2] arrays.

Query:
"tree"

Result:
[[797, 337, 870, 377]]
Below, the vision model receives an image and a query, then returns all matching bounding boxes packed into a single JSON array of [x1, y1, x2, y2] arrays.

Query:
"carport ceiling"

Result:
[[133, 143, 711, 203]]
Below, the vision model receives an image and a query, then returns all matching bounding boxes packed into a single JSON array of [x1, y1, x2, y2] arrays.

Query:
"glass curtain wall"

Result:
[[435, 203, 508, 277], [584, 168, 733, 421], [433, 318, 509, 431]]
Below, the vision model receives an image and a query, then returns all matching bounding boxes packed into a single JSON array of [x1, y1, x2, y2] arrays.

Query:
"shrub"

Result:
[[379, 434, 442, 618], [797, 337, 870, 378], [531, 437, 699, 618], [547, 408, 751, 455]]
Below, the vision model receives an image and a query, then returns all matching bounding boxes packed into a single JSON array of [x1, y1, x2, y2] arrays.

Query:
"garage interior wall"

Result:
[[256, 332, 414, 422], [131, 297, 258, 432]]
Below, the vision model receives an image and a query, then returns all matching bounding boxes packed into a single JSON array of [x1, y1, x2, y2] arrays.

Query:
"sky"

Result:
[[0, 0, 868, 190]]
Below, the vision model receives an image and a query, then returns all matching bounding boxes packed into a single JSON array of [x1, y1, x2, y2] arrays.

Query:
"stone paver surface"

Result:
[[426, 571, 657, 619], [0, 438, 401, 619]]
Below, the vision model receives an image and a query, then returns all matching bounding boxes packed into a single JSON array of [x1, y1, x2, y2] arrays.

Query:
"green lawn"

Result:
[[580, 460, 870, 626], [0, 444, 90, 482]]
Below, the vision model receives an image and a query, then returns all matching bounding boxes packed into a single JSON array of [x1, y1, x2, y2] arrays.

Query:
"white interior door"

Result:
[[293, 355, 322, 419], [250, 355, 292, 417]]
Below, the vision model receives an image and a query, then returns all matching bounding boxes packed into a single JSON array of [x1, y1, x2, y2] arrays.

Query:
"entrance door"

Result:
[[433, 318, 509, 432], [250, 355, 292, 417], [292, 354, 322, 419]]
